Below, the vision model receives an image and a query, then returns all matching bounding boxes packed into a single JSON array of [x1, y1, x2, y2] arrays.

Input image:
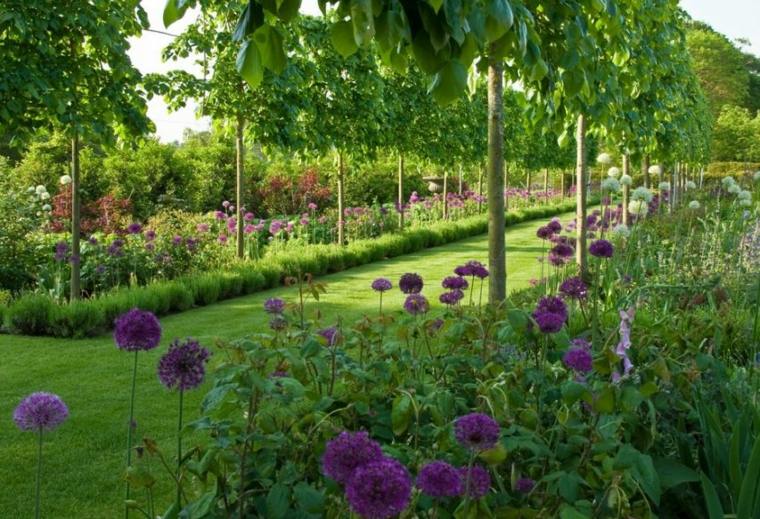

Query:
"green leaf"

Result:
[[428, 0, 444, 12], [163, 0, 192, 28], [700, 472, 725, 519], [124, 466, 156, 489], [351, 0, 375, 46], [652, 458, 699, 490], [430, 60, 467, 105], [484, 0, 514, 42], [294, 482, 325, 514], [233, 1, 263, 42], [506, 308, 529, 333], [593, 387, 615, 414], [266, 483, 291, 519], [253, 26, 287, 73], [559, 505, 592, 519], [736, 434, 760, 519], [236, 40, 264, 88], [412, 33, 446, 74], [562, 381, 590, 405], [558, 471, 583, 502], [276, 0, 301, 22], [330, 20, 359, 57], [391, 394, 413, 435]]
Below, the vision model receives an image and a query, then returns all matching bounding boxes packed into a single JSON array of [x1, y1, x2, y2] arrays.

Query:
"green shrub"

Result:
[[191, 275, 222, 306], [62, 301, 106, 338], [6, 293, 56, 335]]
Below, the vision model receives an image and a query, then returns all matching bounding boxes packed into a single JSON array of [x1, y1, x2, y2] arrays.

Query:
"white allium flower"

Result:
[[739, 199, 752, 207], [597, 153, 613, 165], [628, 199, 649, 216], [42, 204, 52, 211], [631, 186, 653, 203], [658, 181, 671, 191], [40, 192, 50, 200], [728, 184, 741, 194], [648, 165, 663, 176], [686, 181, 697, 190], [620, 174, 633, 186], [738, 190, 752, 201], [601, 178, 621, 192], [607, 167, 621, 178], [612, 224, 630, 238], [27, 186, 35, 193], [688, 200, 700, 210], [35, 185, 46, 195], [754, 171, 760, 182], [60, 175, 72, 185], [722, 176, 736, 188]]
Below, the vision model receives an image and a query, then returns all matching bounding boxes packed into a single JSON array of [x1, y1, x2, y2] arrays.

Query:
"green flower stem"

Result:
[[35, 427, 43, 519], [176, 389, 184, 511], [125, 350, 139, 519]]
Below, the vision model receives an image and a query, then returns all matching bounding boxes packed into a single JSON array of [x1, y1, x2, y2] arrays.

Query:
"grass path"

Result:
[[0, 211, 571, 518]]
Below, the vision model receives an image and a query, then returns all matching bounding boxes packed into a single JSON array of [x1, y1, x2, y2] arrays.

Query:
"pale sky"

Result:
[[129, 0, 760, 143]]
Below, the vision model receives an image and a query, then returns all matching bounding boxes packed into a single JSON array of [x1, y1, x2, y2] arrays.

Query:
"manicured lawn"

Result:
[[0, 213, 568, 518]]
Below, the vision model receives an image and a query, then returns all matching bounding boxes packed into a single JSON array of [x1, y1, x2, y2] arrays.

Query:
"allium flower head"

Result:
[[722, 176, 736, 188], [515, 477, 535, 494], [127, 222, 142, 234], [689, 200, 701, 210], [601, 178, 620, 192], [739, 190, 752, 201], [607, 167, 621, 178], [612, 224, 630, 238], [399, 273, 423, 294], [319, 326, 340, 346], [458, 465, 491, 499], [468, 260, 489, 279], [728, 183, 741, 194], [346, 457, 412, 519], [589, 239, 614, 258], [559, 276, 588, 300], [620, 174, 633, 186], [563, 346, 593, 373], [648, 165, 663, 176], [371, 278, 392, 292], [628, 199, 648, 217], [416, 461, 463, 498], [686, 180, 697, 190], [60, 175, 72, 186], [54, 241, 69, 262], [157, 338, 211, 391], [114, 309, 162, 351], [322, 431, 383, 485], [13, 392, 69, 431], [548, 218, 563, 233], [442, 276, 468, 290], [551, 243, 574, 258], [264, 297, 285, 314], [454, 413, 500, 451], [658, 181, 671, 192], [35, 185, 47, 195], [404, 294, 429, 315], [536, 226, 553, 239], [631, 187, 653, 203], [596, 153, 613, 165], [439, 289, 464, 306], [535, 296, 568, 321]]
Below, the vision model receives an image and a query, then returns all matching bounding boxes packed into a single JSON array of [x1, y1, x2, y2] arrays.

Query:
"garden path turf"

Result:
[[0, 211, 575, 518]]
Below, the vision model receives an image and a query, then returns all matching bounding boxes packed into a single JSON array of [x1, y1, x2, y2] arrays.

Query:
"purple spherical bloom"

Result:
[[264, 297, 285, 314], [172, 235, 183, 246], [417, 461, 463, 498], [54, 240, 69, 262], [214, 210, 226, 220], [589, 239, 614, 258], [409, 191, 420, 203], [319, 326, 340, 346], [458, 465, 491, 499], [244, 212, 254, 221], [13, 392, 69, 431], [127, 222, 142, 234], [222, 200, 230, 209], [548, 252, 566, 267], [571, 337, 591, 349], [454, 413, 500, 451], [196, 223, 209, 233], [404, 294, 429, 315], [244, 224, 255, 234], [157, 338, 211, 391], [439, 289, 464, 306], [551, 243, 574, 258], [563, 347, 593, 373], [515, 477, 535, 494], [454, 264, 473, 276], [371, 278, 392, 292], [399, 273, 423, 294], [442, 276, 468, 290], [532, 311, 566, 334], [145, 230, 156, 241], [227, 218, 237, 232], [346, 457, 412, 519], [145, 242, 155, 252], [559, 276, 588, 300], [217, 234, 228, 244], [308, 202, 318, 211], [88, 236, 98, 245], [535, 296, 568, 322], [269, 220, 283, 235], [467, 260, 489, 279], [322, 431, 383, 485], [536, 226, 553, 240], [186, 237, 199, 251], [95, 264, 106, 275], [113, 309, 162, 352], [548, 218, 562, 233]]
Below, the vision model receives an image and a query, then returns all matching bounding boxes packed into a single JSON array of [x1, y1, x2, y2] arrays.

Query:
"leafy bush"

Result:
[[5, 293, 56, 335]]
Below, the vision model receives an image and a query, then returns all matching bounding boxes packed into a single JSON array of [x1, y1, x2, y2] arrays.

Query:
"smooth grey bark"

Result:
[[337, 151, 345, 245], [622, 153, 630, 226], [487, 58, 506, 304], [70, 131, 81, 300], [575, 114, 588, 277], [642, 154, 650, 188], [442, 169, 448, 219], [398, 153, 404, 229], [235, 117, 245, 258]]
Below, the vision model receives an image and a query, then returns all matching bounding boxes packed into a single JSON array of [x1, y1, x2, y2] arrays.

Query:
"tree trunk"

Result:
[[458, 165, 463, 195], [543, 168, 549, 203], [235, 117, 245, 258], [337, 151, 345, 245], [575, 114, 588, 277], [642, 154, 650, 188], [622, 153, 630, 226], [442, 169, 448, 219], [526, 171, 531, 193], [503, 161, 509, 211], [398, 152, 404, 229], [561, 171, 566, 198], [70, 131, 81, 300], [487, 58, 506, 304], [477, 165, 484, 212]]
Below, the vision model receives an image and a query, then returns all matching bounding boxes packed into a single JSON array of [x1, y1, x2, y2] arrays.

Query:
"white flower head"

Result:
[[42, 204, 52, 211], [658, 181, 671, 191], [620, 174, 633, 186], [739, 199, 752, 207], [40, 192, 50, 200], [612, 224, 630, 238], [597, 153, 613, 165], [686, 180, 697, 190], [688, 200, 700, 210], [601, 178, 621, 192], [27, 186, 35, 193], [722, 176, 736, 188], [738, 190, 752, 201], [628, 199, 649, 217], [631, 186, 653, 203], [607, 167, 621, 178], [728, 183, 741, 194], [60, 175, 72, 185], [648, 165, 663, 176], [35, 185, 46, 195]]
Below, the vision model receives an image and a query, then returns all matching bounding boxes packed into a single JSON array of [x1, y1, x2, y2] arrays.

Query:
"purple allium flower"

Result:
[[319, 326, 340, 346], [589, 239, 614, 258], [548, 252, 566, 267], [196, 223, 209, 233], [244, 212, 254, 221], [54, 241, 69, 262], [145, 230, 156, 241], [454, 264, 473, 276], [536, 226, 553, 240], [442, 276, 468, 290], [145, 242, 155, 252], [214, 210, 226, 220], [346, 457, 412, 519], [269, 316, 287, 331], [226, 218, 237, 232], [417, 461, 463, 498], [244, 224, 254, 234], [264, 298, 286, 315], [217, 234, 227, 244], [439, 289, 464, 306], [458, 465, 491, 499], [409, 191, 420, 203], [560, 276, 588, 300], [571, 337, 591, 349], [563, 347, 593, 373], [551, 243, 574, 259], [222, 200, 230, 209], [467, 260, 489, 279], [535, 296, 568, 321], [308, 202, 318, 211], [515, 477, 535, 494], [454, 413, 500, 451], [322, 431, 383, 485], [532, 311, 566, 334], [548, 218, 562, 233], [88, 236, 98, 245], [157, 338, 211, 391], [127, 222, 142, 234], [371, 278, 392, 292], [269, 220, 283, 235], [13, 392, 69, 431], [186, 237, 198, 251], [172, 235, 183, 246], [95, 264, 106, 275], [404, 294, 429, 315], [113, 309, 162, 352], [399, 273, 423, 294]]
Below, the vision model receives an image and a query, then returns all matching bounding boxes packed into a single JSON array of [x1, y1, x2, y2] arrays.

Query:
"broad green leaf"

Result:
[[430, 60, 467, 105], [593, 387, 615, 414], [391, 394, 413, 435], [700, 473, 725, 519], [412, 33, 446, 74], [253, 26, 287, 73], [236, 40, 264, 88], [484, 0, 514, 42], [330, 20, 358, 57], [652, 458, 699, 490], [266, 483, 291, 519], [351, 0, 375, 46], [294, 482, 325, 514], [736, 434, 760, 519], [276, 0, 301, 22], [163, 0, 192, 28]]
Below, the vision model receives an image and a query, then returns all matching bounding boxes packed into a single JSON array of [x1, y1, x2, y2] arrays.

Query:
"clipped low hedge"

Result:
[[3, 200, 587, 338]]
